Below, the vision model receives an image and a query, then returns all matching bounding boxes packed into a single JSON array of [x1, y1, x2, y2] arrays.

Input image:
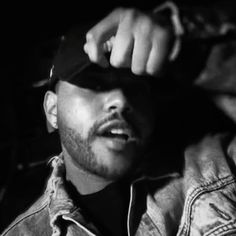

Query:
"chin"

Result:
[[96, 151, 138, 180], [89, 139, 141, 180]]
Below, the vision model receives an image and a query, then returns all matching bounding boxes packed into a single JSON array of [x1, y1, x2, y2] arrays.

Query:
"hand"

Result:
[[84, 8, 174, 76]]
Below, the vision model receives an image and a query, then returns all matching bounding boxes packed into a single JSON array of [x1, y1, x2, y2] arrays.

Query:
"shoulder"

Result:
[[144, 134, 236, 235], [146, 134, 236, 196], [1, 194, 52, 236]]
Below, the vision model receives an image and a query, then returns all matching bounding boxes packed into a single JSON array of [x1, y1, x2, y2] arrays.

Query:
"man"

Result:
[[2, 2, 236, 236]]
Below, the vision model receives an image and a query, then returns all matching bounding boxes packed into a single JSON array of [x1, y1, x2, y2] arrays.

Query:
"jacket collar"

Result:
[[45, 154, 148, 236], [45, 155, 100, 235], [44, 154, 182, 236]]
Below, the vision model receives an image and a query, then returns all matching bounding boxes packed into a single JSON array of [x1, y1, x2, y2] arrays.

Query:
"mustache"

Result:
[[87, 112, 139, 141]]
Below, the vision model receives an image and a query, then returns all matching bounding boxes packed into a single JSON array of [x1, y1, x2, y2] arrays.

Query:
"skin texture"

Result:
[[44, 7, 173, 194], [84, 8, 173, 76], [44, 69, 157, 194]]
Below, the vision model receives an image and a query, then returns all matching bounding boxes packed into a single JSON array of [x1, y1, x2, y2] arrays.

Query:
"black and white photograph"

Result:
[[0, 0, 236, 235]]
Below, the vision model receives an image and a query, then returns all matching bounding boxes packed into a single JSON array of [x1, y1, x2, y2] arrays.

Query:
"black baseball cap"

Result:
[[46, 21, 177, 97], [47, 21, 154, 90], [48, 22, 96, 88]]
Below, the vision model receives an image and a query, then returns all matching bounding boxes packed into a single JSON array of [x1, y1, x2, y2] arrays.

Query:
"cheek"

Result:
[[57, 94, 101, 138]]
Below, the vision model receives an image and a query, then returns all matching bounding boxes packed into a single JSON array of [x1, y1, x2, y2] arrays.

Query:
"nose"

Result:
[[103, 89, 131, 114]]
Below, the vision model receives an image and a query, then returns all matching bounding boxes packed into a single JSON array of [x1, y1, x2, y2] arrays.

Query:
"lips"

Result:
[[96, 120, 138, 142]]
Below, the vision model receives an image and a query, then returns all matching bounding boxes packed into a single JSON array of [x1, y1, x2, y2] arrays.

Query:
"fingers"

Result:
[[84, 8, 174, 76], [84, 36, 109, 68], [84, 8, 122, 67], [110, 13, 134, 68], [130, 18, 170, 76], [146, 29, 171, 75], [131, 22, 153, 75]]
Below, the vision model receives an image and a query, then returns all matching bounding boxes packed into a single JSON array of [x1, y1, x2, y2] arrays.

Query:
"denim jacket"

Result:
[[1, 134, 236, 236]]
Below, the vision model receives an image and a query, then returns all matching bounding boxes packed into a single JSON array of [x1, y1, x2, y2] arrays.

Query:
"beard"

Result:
[[57, 113, 144, 181]]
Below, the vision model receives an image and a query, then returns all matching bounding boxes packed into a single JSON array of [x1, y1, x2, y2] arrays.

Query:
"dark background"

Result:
[[0, 0, 230, 232]]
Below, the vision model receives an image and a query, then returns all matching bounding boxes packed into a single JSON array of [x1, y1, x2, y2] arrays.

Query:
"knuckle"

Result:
[[111, 7, 137, 22], [113, 7, 125, 15], [140, 15, 153, 27], [126, 8, 138, 16], [123, 8, 140, 21], [86, 31, 95, 42], [139, 15, 154, 34], [135, 15, 155, 35]]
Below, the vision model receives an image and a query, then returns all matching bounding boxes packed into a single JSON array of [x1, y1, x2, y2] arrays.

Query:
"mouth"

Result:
[[96, 121, 139, 143]]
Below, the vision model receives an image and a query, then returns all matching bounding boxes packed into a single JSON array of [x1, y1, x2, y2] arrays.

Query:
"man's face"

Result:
[[49, 66, 157, 180]]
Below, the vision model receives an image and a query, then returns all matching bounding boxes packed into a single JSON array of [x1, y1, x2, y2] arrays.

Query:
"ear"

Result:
[[43, 91, 58, 129]]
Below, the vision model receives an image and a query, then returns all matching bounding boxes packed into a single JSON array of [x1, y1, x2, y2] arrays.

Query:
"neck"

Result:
[[63, 150, 113, 195]]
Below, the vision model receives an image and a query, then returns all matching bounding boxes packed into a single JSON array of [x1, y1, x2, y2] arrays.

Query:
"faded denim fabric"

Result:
[[1, 134, 236, 236]]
